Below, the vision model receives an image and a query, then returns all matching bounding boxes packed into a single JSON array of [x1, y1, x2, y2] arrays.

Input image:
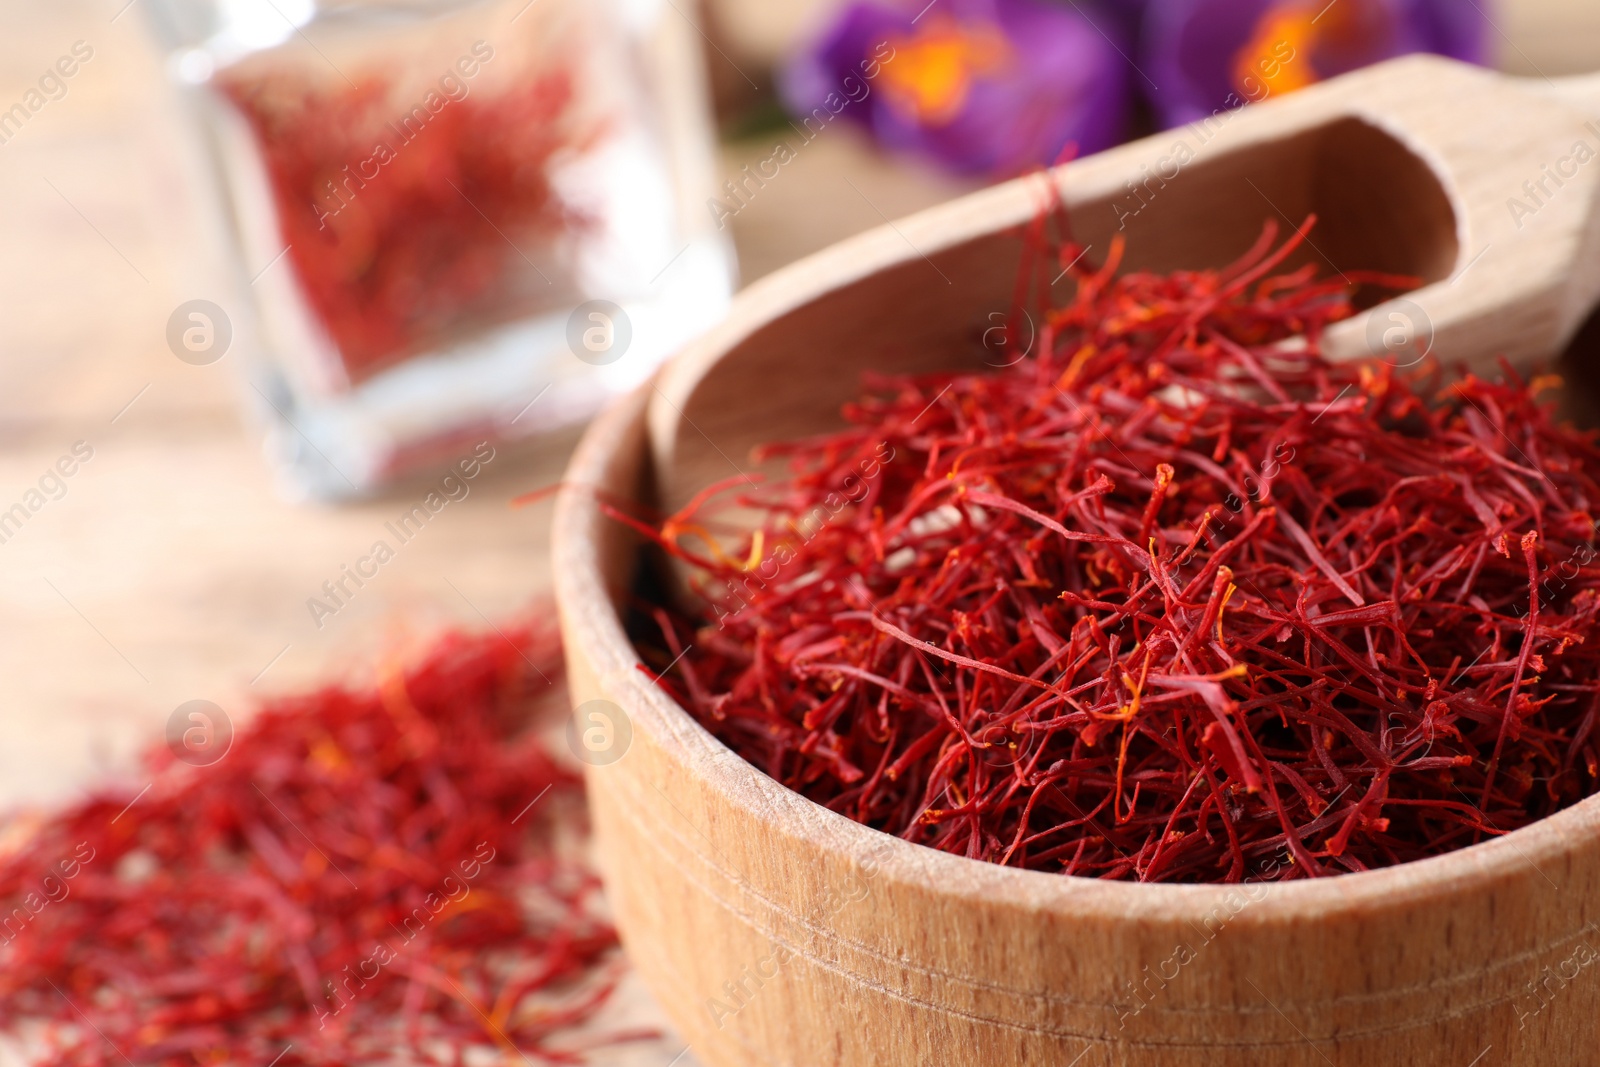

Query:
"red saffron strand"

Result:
[[0, 612, 650, 1065], [221, 70, 588, 382], [632, 217, 1600, 883]]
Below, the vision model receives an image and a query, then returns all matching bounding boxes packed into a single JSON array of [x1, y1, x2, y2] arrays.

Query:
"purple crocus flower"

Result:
[[780, 0, 1132, 176], [1140, 0, 1491, 128]]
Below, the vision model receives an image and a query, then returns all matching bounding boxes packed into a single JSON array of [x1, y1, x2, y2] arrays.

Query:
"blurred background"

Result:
[[0, 0, 1594, 811]]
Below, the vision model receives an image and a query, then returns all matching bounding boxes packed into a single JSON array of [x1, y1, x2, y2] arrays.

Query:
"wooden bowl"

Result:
[[553, 56, 1600, 1067]]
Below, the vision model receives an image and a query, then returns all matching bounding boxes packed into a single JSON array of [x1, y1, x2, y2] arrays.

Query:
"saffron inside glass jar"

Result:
[[157, 0, 732, 497]]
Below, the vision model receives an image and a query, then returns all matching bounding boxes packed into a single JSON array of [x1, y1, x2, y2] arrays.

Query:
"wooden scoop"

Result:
[[555, 58, 1600, 1067], [648, 54, 1600, 519]]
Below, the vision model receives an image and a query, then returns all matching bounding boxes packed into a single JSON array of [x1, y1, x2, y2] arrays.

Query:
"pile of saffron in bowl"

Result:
[[634, 219, 1600, 882]]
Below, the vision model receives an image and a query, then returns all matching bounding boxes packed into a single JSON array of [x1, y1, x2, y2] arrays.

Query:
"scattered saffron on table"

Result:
[[222, 71, 586, 382], [0, 614, 649, 1065], [630, 215, 1600, 882]]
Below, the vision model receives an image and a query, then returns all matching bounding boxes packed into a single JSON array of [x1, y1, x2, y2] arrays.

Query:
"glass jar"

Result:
[[149, 0, 734, 497]]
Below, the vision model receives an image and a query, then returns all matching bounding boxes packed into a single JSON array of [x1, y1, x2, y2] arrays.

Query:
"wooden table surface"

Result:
[[0, 1, 1595, 1063]]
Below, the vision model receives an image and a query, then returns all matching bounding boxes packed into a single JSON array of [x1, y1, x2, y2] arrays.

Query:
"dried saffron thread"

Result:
[[631, 217, 1600, 883], [0, 612, 650, 1065], [222, 70, 588, 382]]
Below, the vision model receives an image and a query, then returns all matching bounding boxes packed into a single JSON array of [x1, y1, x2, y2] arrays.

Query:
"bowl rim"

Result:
[[552, 119, 1600, 925]]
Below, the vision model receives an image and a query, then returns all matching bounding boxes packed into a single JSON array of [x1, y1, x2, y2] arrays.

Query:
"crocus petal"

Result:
[[1140, 0, 1492, 129], [781, 0, 1131, 176]]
